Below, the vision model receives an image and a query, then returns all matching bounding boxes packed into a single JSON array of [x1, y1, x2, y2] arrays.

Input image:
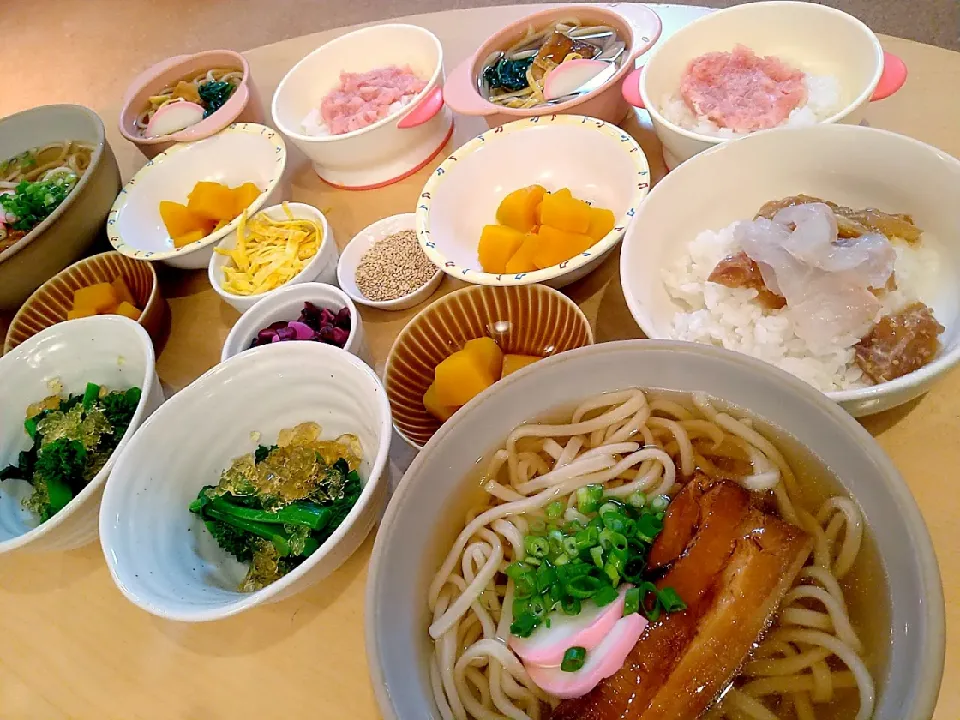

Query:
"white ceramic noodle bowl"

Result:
[[619, 123, 960, 417], [209, 202, 339, 313], [107, 123, 286, 269], [366, 340, 944, 720], [416, 115, 650, 288], [271, 24, 454, 190], [99, 341, 392, 622], [623, 1, 908, 168], [220, 282, 369, 365], [0, 316, 162, 554]]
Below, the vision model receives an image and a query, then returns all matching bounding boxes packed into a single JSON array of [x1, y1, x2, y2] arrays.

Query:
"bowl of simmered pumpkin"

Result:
[[383, 284, 594, 448], [415, 115, 650, 288]]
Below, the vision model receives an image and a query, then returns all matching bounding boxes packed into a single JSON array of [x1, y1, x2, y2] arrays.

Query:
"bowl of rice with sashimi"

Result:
[[620, 123, 960, 418], [624, 1, 907, 168]]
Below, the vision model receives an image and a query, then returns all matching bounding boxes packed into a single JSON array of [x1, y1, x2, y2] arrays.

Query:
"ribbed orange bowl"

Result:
[[384, 284, 594, 448], [4, 251, 167, 354]]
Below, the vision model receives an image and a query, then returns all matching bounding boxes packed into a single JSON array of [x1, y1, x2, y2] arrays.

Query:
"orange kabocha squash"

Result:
[[496, 184, 546, 233]]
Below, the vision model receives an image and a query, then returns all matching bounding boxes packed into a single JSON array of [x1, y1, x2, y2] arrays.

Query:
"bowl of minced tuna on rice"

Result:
[[619, 123, 960, 418]]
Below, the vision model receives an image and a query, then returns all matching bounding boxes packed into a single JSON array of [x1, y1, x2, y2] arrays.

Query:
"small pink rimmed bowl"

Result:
[[622, 1, 908, 169], [119, 50, 264, 159], [272, 24, 454, 190], [443, 4, 662, 129]]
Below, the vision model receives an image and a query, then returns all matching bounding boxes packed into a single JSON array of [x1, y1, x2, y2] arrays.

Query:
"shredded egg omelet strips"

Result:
[[215, 203, 322, 296]]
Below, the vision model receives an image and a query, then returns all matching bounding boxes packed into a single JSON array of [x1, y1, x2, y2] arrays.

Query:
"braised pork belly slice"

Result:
[[549, 482, 812, 720]]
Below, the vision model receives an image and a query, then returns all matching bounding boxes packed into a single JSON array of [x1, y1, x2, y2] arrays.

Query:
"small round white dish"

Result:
[[416, 115, 650, 288], [208, 202, 338, 313], [99, 341, 392, 622], [623, 1, 907, 168], [107, 123, 286, 269], [337, 213, 443, 311], [271, 24, 453, 190], [619, 123, 960, 417], [220, 282, 369, 364], [0, 316, 163, 554]]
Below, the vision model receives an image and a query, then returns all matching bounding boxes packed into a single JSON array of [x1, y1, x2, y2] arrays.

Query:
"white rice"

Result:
[[662, 221, 941, 393], [660, 74, 842, 139]]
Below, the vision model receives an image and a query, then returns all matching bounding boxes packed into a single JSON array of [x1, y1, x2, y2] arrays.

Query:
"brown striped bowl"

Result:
[[4, 251, 168, 354], [384, 284, 594, 448]]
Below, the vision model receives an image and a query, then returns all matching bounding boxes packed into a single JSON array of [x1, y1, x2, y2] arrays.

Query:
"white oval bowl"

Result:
[[366, 340, 944, 720], [271, 24, 453, 190], [638, 1, 889, 168], [208, 202, 338, 313], [108, 123, 286, 269], [416, 115, 650, 288], [99, 341, 391, 622], [220, 282, 368, 364], [0, 316, 162, 553], [619, 123, 960, 417], [337, 213, 442, 311]]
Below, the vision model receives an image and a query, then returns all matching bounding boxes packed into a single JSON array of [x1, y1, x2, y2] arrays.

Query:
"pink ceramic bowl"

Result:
[[443, 5, 661, 128], [119, 50, 264, 159]]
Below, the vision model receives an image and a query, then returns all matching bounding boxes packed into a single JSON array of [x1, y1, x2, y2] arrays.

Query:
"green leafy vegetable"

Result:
[[197, 80, 236, 118], [189, 441, 363, 591], [0, 387, 140, 522], [482, 57, 534, 92]]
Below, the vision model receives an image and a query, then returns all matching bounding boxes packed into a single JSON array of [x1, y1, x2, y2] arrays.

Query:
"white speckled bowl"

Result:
[[416, 116, 650, 288], [99, 341, 392, 622], [107, 123, 286, 269], [209, 202, 338, 313], [367, 341, 944, 720], [0, 316, 162, 554], [220, 282, 369, 364], [337, 213, 443, 312], [619, 123, 960, 417]]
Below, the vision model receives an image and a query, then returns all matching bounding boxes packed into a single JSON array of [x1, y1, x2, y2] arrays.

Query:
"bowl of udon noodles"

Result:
[[118, 50, 264, 159], [0, 105, 121, 311], [367, 340, 944, 720], [442, 5, 662, 128]]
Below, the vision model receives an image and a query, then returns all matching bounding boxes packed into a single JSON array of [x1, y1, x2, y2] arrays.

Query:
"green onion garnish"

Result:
[[561, 646, 587, 672]]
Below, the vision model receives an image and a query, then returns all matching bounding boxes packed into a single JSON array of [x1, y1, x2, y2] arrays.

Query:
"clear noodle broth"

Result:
[[0, 141, 94, 252], [478, 19, 626, 109], [425, 388, 889, 720]]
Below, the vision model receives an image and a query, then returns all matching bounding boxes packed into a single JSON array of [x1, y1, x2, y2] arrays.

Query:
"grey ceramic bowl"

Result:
[[0, 105, 121, 311], [366, 340, 944, 720]]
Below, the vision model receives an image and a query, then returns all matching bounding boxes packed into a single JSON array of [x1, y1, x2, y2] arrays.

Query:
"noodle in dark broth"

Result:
[[427, 389, 885, 720]]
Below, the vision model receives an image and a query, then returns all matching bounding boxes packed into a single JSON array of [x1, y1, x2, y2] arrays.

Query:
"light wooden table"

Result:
[[1, 4, 957, 719]]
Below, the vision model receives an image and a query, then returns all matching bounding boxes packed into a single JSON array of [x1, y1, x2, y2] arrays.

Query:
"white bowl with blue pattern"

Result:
[[107, 123, 286, 269], [416, 115, 650, 289]]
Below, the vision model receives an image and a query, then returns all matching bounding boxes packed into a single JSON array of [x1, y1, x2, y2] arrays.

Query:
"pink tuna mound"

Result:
[[320, 65, 427, 135], [680, 45, 807, 132]]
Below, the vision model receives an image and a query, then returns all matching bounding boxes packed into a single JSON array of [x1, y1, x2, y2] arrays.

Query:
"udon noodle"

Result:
[[480, 19, 624, 109], [428, 389, 875, 720], [0, 141, 92, 193], [0, 141, 94, 252], [136, 67, 243, 131]]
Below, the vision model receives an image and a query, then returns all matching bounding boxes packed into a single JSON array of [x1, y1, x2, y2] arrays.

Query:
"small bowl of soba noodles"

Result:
[[442, 5, 662, 129], [623, 2, 907, 168], [119, 50, 263, 159], [620, 122, 960, 418], [0, 104, 121, 311], [367, 340, 944, 720]]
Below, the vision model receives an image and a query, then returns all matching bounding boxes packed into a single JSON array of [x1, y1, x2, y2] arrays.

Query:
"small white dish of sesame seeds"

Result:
[[337, 213, 443, 311]]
